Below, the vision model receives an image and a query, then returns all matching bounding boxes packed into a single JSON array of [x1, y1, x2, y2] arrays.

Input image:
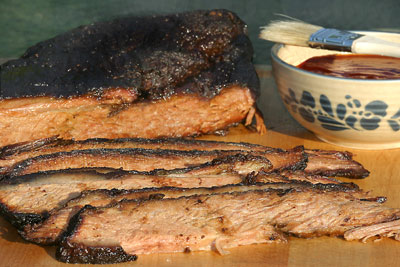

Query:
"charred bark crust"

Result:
[[0, 201, 46, 230], [56, 241, 137, 264], [1, 9, 259, 101]]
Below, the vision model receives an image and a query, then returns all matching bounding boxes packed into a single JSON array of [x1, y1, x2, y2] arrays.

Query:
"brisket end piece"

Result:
[[0, 9, 264, 147], [305, 149, 370, 178]]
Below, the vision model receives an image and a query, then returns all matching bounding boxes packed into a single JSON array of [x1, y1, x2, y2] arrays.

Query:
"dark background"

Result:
[[1, 0, 399, 64]]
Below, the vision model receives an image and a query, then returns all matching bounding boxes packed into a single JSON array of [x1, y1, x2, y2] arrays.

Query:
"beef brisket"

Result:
[[0, 137, 369, 178], [0, 8, 388, 264], [56, 185, 397, 264], [22, 181, 358, 245], [0, 146, 306, 179], [0, 154, 270, 229], [0, 9, 264, 146]]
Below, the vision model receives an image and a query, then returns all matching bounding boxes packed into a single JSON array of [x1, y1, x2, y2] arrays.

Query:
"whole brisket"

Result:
[[0, 9, 264, 146]]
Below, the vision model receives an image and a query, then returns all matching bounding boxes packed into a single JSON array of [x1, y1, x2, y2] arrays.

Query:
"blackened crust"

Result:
[[307, 181, 360, 192], [309, 168, 370, 179], [281, 146, 308, 172], [0, 201, 46, 230], [1, 9, 259, 100], [0, 136, 60, 160], [56, 241, 137, 264], [0, 136, 272, 161]]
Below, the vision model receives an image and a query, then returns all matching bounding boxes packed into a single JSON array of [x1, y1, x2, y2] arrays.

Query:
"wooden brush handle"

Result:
[[352, 35, 400, 58]]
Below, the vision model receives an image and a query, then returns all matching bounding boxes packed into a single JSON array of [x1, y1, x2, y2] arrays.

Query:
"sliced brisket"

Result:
[[56, 185, 397, 264], [22, 181, 351, 245], [0, 154, 271, 229], [0, 146, 306, 179], [0, 137, 369, 178]]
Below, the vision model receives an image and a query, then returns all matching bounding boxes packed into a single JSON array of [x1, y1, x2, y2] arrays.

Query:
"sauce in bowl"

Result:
[[298, 54, 400, 80]]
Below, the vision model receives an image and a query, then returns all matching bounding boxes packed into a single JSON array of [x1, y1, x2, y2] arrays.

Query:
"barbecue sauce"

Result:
[[297, 54, 400, 79]]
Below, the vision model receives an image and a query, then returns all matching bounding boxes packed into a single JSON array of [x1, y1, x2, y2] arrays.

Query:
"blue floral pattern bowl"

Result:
[[271, 32, 400, 149]]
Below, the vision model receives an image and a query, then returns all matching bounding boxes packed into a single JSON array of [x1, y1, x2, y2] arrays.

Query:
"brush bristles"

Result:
[[259, 20, 323, 47]]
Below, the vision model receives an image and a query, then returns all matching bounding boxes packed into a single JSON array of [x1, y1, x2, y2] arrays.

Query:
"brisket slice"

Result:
[[0, 167, 349, 234], [0, 9, 264, 146], [304, 149, 369, 178], [22, 181, 360, 245], [56, 186, 396, 264], [0, 154, 271, 229], [0, 146, 306, 179], [0, 137, 369, 178]]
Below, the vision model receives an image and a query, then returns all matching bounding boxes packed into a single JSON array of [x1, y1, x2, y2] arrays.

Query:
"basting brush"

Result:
[[259, 20, 400, 58]]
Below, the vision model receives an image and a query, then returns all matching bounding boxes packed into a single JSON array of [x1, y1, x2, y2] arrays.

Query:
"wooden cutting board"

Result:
[[1, 66, 400, 266]]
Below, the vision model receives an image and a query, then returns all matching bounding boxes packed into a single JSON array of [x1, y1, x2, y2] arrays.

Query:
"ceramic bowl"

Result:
[[271, 32, 400, 149]]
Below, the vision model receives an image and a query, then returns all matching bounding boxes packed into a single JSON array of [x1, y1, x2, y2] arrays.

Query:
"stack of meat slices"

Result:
[[2, 137, 400, 264]]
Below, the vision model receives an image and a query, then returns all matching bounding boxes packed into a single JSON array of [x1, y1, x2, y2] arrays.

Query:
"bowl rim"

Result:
[[270, 34, 400, 83]]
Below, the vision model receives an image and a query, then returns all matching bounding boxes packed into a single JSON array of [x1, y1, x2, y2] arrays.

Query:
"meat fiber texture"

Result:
[[0, 137, 369, 179], [56, 185, 400, 264], [0, 9, 265, 147], [19, 176, 356, 245], [0, 137, 395, 265]]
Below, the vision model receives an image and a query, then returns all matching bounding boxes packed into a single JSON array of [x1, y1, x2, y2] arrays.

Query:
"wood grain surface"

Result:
[[1, 66, 400, 266]]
